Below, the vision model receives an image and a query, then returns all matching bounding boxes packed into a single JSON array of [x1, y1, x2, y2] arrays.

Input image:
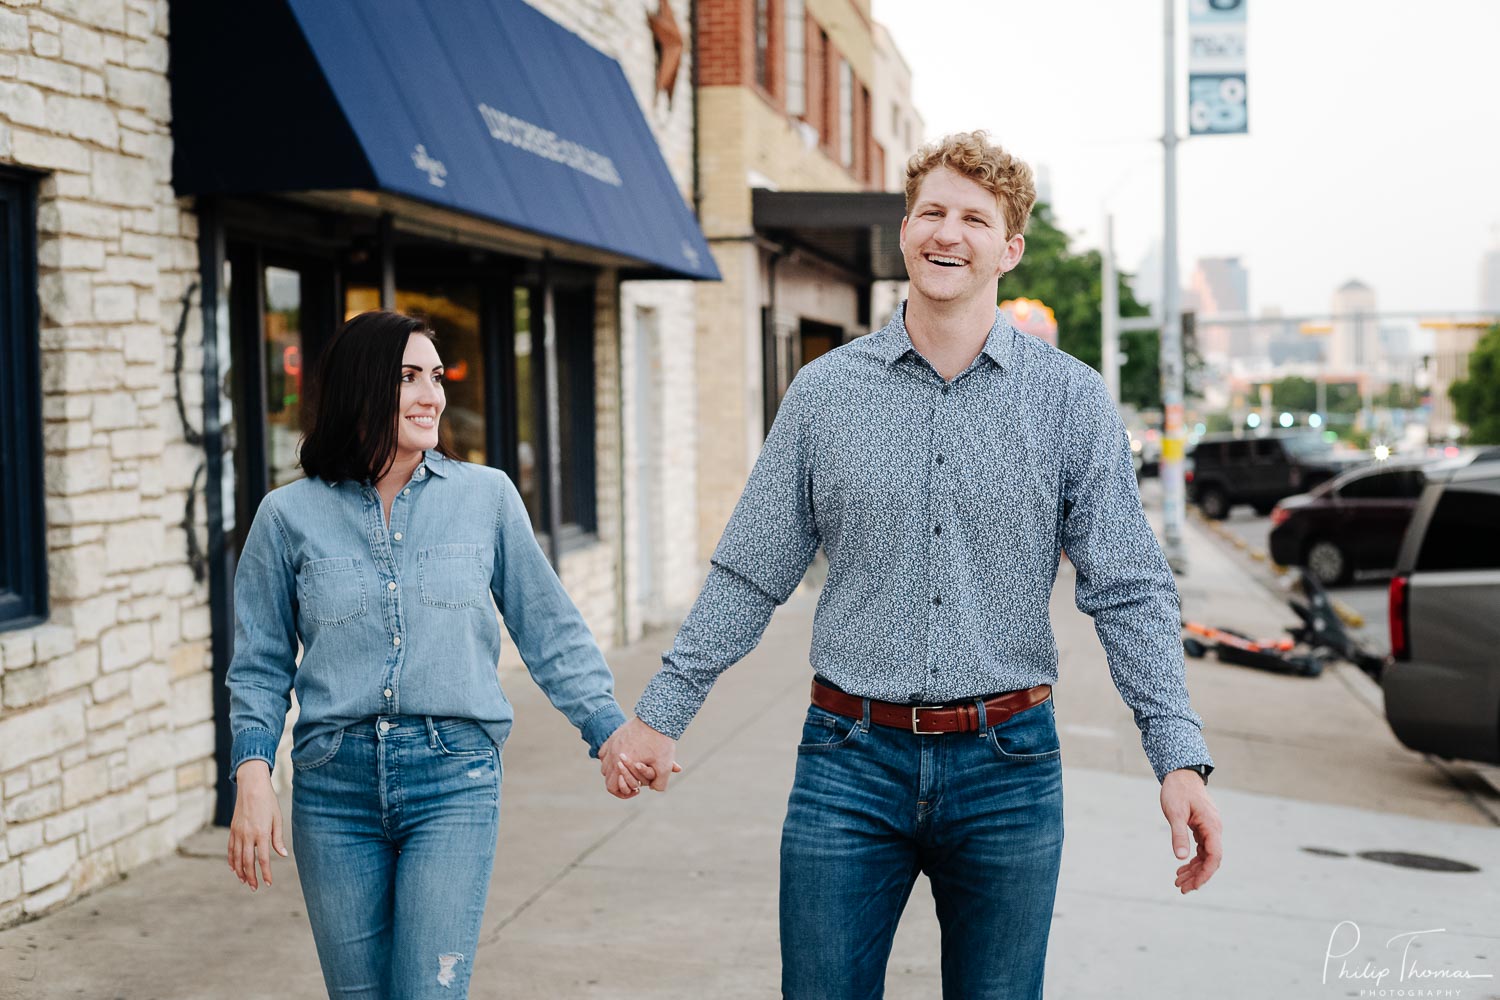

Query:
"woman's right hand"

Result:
[[227, 760, 287, 891]]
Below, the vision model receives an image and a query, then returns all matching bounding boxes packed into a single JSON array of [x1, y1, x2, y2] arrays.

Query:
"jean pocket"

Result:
[[419, 544, 491, 609], [796, 706, 863, 753], [432, 721, 498, 758], [987, 700, 1061, 762], [297, 558, 367, 626], [291, 729, 345, 773]]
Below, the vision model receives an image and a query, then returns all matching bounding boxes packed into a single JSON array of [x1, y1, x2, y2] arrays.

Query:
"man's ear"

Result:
[[1004, 233, 1026, 272], [899, 215, 908, 251]]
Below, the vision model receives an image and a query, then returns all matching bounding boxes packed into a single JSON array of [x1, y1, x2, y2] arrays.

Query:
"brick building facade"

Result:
[[0, 0, 706, 927]]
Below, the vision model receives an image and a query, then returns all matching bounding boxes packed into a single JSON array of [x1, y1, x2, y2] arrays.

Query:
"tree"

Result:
[[1449, 323, 1500, 443], [999, 202, 1174, 410]]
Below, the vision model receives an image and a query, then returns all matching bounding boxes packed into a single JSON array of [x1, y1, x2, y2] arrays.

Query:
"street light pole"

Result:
[[1102, 212, 1120, 405], [1160, 0, 1187, 573]]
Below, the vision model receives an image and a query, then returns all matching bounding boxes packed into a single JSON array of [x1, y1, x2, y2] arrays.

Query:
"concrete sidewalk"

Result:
[[1, 515, 1496, 999]]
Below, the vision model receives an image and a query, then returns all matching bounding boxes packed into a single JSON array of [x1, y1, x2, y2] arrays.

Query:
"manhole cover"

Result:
[[1301, 847, 1350, 858], [1356, 850, 1480, 873]]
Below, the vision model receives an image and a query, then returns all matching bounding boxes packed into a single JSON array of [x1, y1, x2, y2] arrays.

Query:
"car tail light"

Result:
[[1270, 506, 1290, 527], [1388, 574, 1410, 661], [1184, 469, 1194, 484]]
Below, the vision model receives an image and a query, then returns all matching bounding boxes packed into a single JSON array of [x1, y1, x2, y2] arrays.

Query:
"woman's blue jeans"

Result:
[[780, 696, 1064, 1000], [291, 715, 502, 999]]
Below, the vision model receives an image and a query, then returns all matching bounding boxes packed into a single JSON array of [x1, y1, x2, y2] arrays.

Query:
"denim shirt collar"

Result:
[[324, 449, 452, 489], [867, 302, 1015, 373]]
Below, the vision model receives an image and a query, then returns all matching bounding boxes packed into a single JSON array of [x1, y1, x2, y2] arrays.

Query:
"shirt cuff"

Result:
[[632, 672, 705, 741], [229, 727, 280, 783], [580, 702, 628, 759], [1142, 719, 1214, 783]]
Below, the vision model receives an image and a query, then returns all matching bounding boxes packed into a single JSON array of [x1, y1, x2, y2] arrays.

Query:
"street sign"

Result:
[[1188, 0, 1247, 135]]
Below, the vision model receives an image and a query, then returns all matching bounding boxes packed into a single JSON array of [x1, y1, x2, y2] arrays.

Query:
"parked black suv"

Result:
[[1188, 431, 1354, 519]]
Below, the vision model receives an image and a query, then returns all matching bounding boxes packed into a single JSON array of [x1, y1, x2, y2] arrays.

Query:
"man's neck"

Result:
[[903, 294, 997, 381]]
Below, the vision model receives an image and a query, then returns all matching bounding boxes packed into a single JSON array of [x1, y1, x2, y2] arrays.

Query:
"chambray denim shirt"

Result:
[[637, 305, 1212, 781], [227, 450, 626, 777]]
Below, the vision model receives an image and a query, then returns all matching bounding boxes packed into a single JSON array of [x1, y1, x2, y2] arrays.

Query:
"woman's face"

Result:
[[395, 333, 445, 459]]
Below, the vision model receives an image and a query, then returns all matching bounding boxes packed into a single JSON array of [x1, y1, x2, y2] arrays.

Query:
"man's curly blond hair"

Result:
[[904, 131, 1037, 238]]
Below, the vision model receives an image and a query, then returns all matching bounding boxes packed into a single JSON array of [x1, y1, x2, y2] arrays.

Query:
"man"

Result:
[[602, 131, 1221, 999]]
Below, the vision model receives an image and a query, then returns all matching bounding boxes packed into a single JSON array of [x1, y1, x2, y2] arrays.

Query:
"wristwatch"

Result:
[[1179, 764, 1213, 785]]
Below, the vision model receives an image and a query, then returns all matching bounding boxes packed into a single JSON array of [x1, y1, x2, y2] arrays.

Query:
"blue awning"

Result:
[[168, 0, 718, 281]]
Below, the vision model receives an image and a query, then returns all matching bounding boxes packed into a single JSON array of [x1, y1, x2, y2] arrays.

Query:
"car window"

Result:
[[1280, 434, 1334, 461], [1224, 441, 1251, 461], [1415, 487, 1500, 571], [1251, 439, 1281, 463], [1341, 471, 1406, 499]]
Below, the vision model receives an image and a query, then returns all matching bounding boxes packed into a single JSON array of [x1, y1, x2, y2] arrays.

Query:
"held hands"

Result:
[[227, 760, 288, 891], [1160, 768, 1223, 894], [599, 717, 682, 799]]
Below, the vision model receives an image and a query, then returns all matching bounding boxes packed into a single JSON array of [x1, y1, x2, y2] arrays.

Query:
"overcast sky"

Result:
[[871, 0, 1500, 318]]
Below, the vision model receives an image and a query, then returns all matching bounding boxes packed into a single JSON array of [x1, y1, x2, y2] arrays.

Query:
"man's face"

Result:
[[900, 166, 1024, 309]]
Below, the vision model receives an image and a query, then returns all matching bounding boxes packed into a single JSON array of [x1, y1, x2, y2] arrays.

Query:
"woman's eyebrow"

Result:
[[401, 363, 445, 372]]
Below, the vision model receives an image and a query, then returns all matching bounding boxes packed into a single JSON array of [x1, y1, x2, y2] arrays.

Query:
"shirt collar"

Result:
[[870, 302, 1016, 373], [323, 449, 451, 488]]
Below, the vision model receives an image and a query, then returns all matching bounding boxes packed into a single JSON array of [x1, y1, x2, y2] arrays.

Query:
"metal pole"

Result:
[[1159, 0, 1187, 573], [1102, 213, 1120, 405]]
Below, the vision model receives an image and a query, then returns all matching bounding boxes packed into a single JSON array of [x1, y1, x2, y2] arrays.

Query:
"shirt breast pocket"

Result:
[[297, 557, 368, 626], [419, 543, 491, 610]]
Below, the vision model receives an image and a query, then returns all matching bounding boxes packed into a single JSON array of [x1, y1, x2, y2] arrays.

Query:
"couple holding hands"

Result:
[[226, 132, 1221, 999]]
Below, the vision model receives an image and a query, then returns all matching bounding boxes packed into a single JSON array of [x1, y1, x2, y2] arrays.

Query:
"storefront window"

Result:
[[513, 287, 542, 530], [0, 172, 47, 631], [263, 266, 305, 489]]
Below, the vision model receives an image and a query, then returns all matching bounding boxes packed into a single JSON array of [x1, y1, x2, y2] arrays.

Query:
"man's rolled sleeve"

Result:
[[1060, 370, 1213, 783]]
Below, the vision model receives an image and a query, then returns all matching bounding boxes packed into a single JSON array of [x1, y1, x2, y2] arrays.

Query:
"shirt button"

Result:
[[935, 454, 944, 466], [941, 385, 951, 395], [932, 596, 942, 607], [383, 688, 393, 698], [378, 720, 391, 734], [392, 635, 401, 647], [934, 524, 942, 536], [402, 488, 410, 496], [387, 581, 397, 591], [393, 532, 403, 541]]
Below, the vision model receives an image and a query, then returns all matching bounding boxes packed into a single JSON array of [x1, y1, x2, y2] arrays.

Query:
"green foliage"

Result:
[[1265, 376, 1360, 414], [1450, 324, 1500, 444], [1000, 202, 1176, 409]]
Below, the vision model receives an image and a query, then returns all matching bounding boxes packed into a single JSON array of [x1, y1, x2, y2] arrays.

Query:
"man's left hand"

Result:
[[1160, 768, 1222, 894]]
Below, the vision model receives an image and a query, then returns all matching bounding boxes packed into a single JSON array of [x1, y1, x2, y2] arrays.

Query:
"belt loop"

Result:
[[974, 697, 988, 737], [860, 697, 871, 733], [424, 716, 438, 748]]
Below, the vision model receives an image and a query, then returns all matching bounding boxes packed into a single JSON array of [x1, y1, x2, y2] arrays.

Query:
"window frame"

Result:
[[0, 171, 48, 632]]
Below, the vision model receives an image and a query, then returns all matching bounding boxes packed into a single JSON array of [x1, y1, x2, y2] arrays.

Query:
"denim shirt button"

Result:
[[393, 532, 403, 541], [383, 688, 393, 698], [392, 635, 401, 647]]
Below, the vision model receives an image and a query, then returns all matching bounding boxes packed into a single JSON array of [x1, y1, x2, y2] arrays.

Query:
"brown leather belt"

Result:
[[811, 679, 1052, 735]]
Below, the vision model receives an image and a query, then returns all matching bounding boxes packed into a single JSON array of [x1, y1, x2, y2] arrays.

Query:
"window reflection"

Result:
[[263, 266, 304, 489], [513, 288, 542, 531]]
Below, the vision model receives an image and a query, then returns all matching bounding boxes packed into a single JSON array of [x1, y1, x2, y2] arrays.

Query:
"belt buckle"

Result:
[[911, 706, 945, 735]]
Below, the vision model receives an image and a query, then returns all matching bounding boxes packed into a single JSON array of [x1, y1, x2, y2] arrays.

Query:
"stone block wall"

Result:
[[0, 0, 215, 927]]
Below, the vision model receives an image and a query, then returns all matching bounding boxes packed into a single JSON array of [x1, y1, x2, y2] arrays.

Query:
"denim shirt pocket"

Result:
[[297, 557, 367, 626], [418, 543, 490, 609]]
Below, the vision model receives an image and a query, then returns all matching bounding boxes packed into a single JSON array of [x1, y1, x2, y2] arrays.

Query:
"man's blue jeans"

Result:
[[291, 715, 502, 998], [780, 696, 1064, 1000]]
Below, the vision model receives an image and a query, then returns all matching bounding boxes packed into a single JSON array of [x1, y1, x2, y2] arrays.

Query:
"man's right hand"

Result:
[[227, 760, 287, 891], [599, 717, 681, 797]]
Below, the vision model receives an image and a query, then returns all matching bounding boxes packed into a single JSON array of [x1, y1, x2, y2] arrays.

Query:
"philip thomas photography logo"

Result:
[[1323, 920, 1494, 998]]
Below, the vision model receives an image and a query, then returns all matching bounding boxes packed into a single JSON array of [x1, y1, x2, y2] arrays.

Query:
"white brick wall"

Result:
[[0, 0, 214, 927]]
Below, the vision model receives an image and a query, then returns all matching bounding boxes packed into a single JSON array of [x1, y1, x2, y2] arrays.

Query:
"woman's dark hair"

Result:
[[299, 311, 460, 484]]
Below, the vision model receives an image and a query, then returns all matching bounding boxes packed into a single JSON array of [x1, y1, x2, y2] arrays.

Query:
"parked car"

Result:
[[1268, 462, 1431, 585], [1187, 431, 1355, 520], [1382, 458, 1500, 764]]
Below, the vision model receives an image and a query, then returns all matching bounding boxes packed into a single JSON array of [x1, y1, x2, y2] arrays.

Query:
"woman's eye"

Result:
[[432, 374, 444, 384], [400, 372, 414, 383]]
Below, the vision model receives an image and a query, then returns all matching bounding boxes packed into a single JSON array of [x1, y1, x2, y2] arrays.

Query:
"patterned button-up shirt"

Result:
[[636, 305, 1211, 781]]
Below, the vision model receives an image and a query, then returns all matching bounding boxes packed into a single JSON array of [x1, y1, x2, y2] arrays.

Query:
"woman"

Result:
[[226, 311, 631, 998]]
